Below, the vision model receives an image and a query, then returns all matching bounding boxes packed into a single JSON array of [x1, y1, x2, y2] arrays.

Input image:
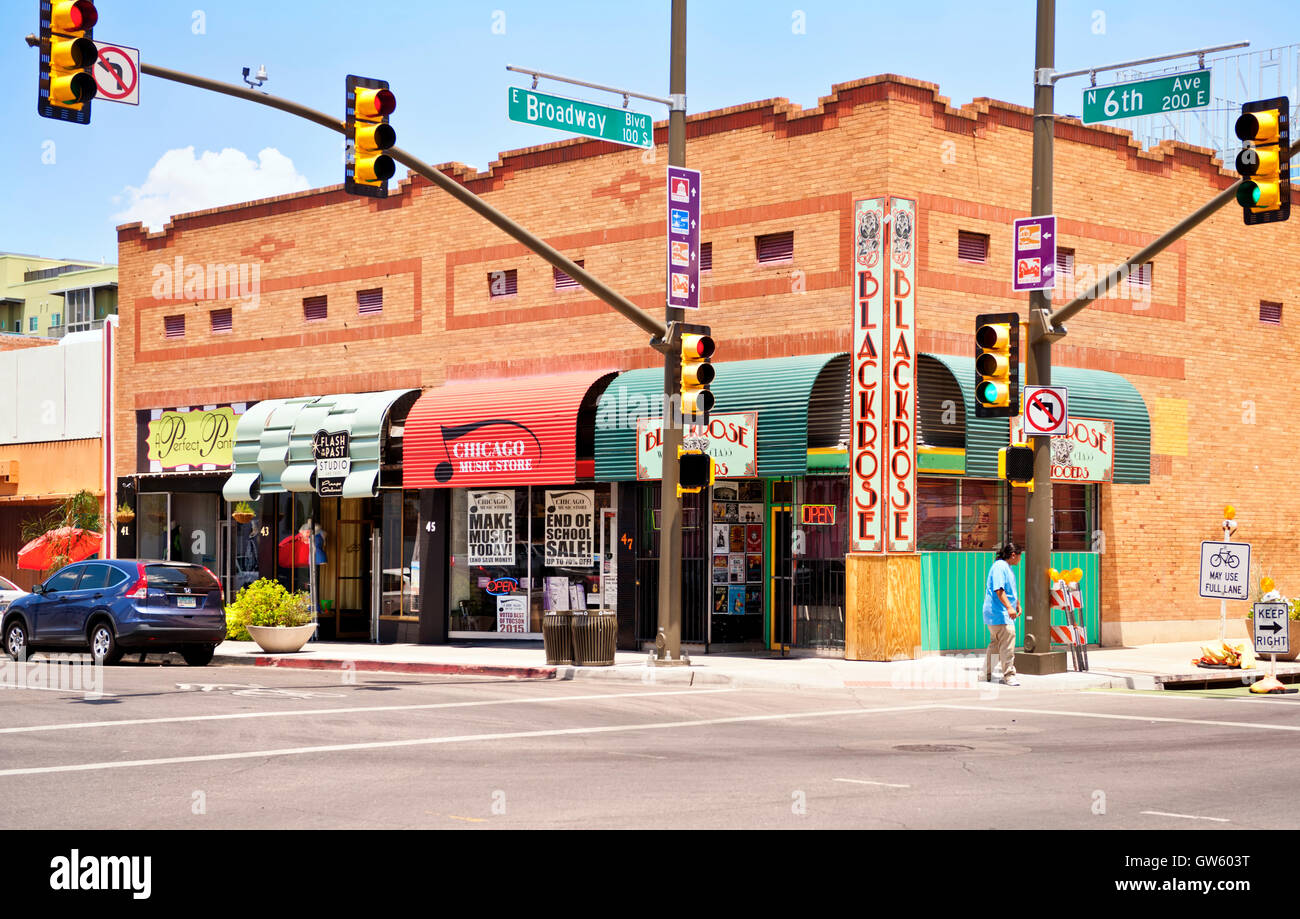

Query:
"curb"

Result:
[[212, 654, 557, 681]]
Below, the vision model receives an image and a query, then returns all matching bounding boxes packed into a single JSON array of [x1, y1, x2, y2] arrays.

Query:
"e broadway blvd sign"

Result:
[[508, 87, 652, 149]]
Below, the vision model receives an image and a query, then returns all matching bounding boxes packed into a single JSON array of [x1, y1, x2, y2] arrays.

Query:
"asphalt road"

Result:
[[1, 661, 1298, 830]]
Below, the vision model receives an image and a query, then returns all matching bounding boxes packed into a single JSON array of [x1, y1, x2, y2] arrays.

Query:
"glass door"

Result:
[[136, 493, 170, 559], [770, 505, 793, 649]]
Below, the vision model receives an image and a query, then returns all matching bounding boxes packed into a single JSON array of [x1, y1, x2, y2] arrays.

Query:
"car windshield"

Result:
[[0, 576, 18, 592], [146, 564, 219, 591]]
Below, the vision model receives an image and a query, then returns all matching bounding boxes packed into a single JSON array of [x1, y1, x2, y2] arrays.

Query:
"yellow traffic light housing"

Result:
[[39, 0, 99, 124], [346, 75, 397, 197], [679, 325, 715, 423], [999, 442, 1035, 492], [975, 311, 1019, 418], [677, 447, 715, 497], [1235, 97, 1290, 225]]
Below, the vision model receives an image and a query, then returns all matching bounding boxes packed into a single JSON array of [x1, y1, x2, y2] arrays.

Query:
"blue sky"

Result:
[[3, 0, 1298, 264]]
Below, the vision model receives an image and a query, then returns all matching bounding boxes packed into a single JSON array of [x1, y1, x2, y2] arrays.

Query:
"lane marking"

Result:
[[1079, 689, 1300, 708], [0, 687, 738, 736], [1140, 810, 1230, 823], [0, 682, 115, 697], [939, 703, 1300, 733], [608, 751, 669, 760], [834, 778, 911, 789], [0, 704, 938, 778]]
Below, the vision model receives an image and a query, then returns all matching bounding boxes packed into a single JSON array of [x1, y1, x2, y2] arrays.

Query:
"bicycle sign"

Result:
[[1199, 541, 1251, 600]]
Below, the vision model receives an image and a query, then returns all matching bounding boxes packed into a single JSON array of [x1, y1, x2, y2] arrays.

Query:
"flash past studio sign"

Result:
[[545, 490, 594, 568], [313, 430, 350, 496]]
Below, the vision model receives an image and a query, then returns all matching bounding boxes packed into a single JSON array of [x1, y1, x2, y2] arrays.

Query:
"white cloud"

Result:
[[112, 146, 311, 231]]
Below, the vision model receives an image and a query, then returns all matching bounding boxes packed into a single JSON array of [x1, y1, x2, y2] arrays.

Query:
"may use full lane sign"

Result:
[[1199, 541, 1250, 600]]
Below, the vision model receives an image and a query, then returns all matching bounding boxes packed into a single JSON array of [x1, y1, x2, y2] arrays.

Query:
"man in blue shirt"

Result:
[[983, 543, 1022, 686]]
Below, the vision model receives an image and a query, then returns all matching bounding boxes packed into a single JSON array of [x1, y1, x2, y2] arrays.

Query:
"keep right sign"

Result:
[[1254, 602, 1291, 656]]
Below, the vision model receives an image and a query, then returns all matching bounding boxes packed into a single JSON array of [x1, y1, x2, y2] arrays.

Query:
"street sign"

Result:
[[1254, 602, 1290, 656], [1082, 69, 1210, 125], [507, 87, 652, 149], [1022, 385, 1068, 437], [1012, 215, 1056, 292], [1199, 541, 1251, 600], [667, 166, 701, 310], [91, 41, 139, 106]]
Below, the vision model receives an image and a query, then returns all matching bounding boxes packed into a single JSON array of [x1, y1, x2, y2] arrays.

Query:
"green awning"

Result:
[[594, 353, 848, 481], [920, 354, 1151, 484], [222, 389, 419, 501]]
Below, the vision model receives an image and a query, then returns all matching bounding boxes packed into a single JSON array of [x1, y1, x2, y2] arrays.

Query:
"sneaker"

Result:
[[1001, 677, 1020, 686]]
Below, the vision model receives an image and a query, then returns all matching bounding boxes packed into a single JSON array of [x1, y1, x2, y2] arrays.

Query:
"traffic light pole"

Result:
[[22, 36, 670, 346], [655, 0, 688, 664], [1020, 0, 1066, 674]]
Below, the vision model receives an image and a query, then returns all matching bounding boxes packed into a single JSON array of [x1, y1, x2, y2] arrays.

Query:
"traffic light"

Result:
[[678, 447, 715, 496], [1234, 97, 1289, 225], [679, 324, 715, 423], [346, 75, 396, 197], [974, 312, 1019, 418], [39, 0, 99, 124], [999, 443, 1034, 491]]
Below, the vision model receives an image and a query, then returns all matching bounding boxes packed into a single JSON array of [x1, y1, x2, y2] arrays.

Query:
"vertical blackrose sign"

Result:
[[887, 197, 917, 552], [851, 198, 886, 552]]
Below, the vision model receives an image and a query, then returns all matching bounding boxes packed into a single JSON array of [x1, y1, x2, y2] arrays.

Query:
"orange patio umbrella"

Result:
[[17, 526, 103, 571]]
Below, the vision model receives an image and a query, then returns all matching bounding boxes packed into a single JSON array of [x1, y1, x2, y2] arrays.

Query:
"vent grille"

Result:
[[554, 260, 584, 291], [756, 231, 794, 264], [957, 231, 989, 264], [700, 241, 713, 272], [358, 288, 383, 315], [1261, 300, 1283, 325], [164, 315, 185, 340], [489, 269, 518, 298], [1056, 247, 1075, 276], [303, 296, 328, 322], [210, 308, 232, 333]]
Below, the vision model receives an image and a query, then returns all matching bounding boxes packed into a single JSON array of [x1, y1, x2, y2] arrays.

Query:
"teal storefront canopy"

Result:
[[920, 354, 1151, 483], [222, 389, 420, 501], [594, 353, 849, 481]]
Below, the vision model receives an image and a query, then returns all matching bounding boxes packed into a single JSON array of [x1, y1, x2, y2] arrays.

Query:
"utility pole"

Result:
[[656, 0, 688, 663], [1020, 0, 1067, 674]]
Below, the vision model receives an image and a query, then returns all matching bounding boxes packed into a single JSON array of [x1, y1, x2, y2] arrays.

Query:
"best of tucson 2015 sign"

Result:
[[850, 197, 917, 553]]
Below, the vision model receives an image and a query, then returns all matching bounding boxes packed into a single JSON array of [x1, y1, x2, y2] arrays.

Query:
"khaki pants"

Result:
[[985, 624, 1016, 680]]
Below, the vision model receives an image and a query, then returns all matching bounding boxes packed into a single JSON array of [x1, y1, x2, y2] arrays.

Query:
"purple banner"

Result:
[[1012, 215, 1057, 293], [667, 166, 701, 310]]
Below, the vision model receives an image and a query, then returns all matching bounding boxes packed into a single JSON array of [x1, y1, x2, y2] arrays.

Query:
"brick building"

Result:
[[110, 74, 1298, 651]]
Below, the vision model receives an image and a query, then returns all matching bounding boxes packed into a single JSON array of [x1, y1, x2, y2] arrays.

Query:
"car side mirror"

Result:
[[33, 584, 46, 595]]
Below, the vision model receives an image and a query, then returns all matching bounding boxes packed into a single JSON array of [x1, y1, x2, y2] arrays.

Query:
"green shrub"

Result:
[[225, 579, 313, 635]]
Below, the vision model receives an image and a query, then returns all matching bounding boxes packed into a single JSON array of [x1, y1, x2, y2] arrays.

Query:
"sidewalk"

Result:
[[207, 637, 1300, 693]]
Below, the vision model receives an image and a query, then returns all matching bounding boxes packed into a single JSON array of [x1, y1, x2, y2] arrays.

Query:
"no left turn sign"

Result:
[[1023, 385, 1068, 436], [91, 41, 140, 106]]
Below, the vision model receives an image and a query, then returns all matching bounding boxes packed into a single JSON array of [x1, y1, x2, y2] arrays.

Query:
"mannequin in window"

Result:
[[313, 523, 327, 565], [169, 519, 183, 561]]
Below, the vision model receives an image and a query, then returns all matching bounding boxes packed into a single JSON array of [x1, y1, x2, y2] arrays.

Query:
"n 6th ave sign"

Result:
[[1082, 69, 1210, 125], [508, 87, 652, 149]]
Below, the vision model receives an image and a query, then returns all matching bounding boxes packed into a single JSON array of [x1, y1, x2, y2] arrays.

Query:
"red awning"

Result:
[[404, 372, 616, 488]]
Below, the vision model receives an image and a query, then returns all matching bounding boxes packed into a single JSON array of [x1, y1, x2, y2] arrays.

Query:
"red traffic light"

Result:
[[53, 0, 98, 31], [358, 88, 396, 119], [682, 333, 714, 360]]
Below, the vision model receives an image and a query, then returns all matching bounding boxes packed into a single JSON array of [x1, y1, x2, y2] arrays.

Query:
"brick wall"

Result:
[[114, 74, 1300, 641]]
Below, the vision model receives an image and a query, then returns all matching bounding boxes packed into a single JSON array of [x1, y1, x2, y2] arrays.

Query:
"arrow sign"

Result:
[[1254, 601, 1290, 655], [1261, 621, 1283, 634]]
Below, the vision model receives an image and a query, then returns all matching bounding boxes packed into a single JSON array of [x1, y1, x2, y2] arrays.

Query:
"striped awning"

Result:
[[221, 390, 419, 502], [594, 353, 849, 480]]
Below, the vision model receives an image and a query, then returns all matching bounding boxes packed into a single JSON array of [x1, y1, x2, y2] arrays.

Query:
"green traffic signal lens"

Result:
[[1237, 182, 1262, 207], [978, 382, 997, 404]]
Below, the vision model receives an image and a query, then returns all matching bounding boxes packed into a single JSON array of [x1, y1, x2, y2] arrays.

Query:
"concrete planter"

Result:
[[247, 623, 317, 653]]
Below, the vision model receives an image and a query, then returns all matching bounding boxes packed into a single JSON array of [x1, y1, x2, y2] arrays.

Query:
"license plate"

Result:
[[177, 596, 198, 608]]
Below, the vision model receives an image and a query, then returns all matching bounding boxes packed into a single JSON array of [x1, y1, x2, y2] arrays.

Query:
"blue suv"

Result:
[[2, 560, 226, 666]]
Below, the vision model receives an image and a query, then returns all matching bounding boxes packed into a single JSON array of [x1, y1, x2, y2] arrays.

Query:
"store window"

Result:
[[450, 485, 611, 636], [1008, 483, 1098, 550], [380, 490, 421, 619], [917, 478, 960, 550], [960, 480, 1002, 550]]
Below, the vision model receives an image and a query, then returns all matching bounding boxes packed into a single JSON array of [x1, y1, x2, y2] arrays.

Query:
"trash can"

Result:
[[571, 610, 618, 666], [542, 611, 575, 665]]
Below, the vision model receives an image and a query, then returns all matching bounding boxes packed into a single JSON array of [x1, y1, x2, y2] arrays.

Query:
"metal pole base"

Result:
[[651, 633, 691, 666], [1015, 650, 1068, 675]]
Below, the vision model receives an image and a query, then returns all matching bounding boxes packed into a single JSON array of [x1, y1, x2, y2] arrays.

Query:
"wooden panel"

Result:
[[845, 553, 921, 660]]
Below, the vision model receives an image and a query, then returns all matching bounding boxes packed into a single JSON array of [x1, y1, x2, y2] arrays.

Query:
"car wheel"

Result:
[[4, 619, 27, 661], [181, 644, 215, 666], [88, 621, 122, 665]]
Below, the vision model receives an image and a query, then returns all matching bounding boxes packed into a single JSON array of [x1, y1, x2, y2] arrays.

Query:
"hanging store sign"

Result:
[[886, 196, 917, 553], [545, 490, 595, 568], [467, 489, 516, 566], [146, 406, 239, 470], [312, 430, 350, 496], [636, 413, 757, 480], [1010, 416, 1114, 483], [851, 196, 887, 553]]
